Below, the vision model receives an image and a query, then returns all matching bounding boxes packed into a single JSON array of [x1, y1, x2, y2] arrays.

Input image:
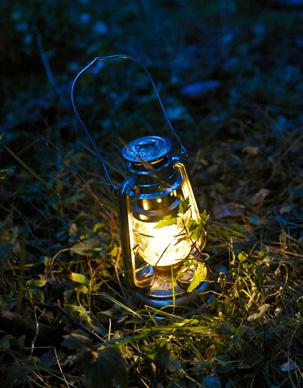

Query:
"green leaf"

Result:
[[187, 262, 207, 293], [179, 197, 190, 214], [31, 277, 47, 288], [75, 285, 89, 294], [110, 245, 118, 257], [26, 287, 45, 303], [154, 215, 177, 229], [200, 209, 209, 227], [70, 272, 89, 286], [238, 251, 248, 262], [191, 222, 203, 241], [93, 223, 104, 233], [69, 305, 92, 326]]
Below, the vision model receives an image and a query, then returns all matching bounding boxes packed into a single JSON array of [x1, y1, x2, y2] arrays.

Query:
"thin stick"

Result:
[[37, 33, 65, 105], [30, 306, 39, 355], [53, 346, 71, 388]]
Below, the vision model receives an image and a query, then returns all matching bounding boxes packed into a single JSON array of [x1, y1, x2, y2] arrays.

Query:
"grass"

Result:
[[1, 1, 303, 387]]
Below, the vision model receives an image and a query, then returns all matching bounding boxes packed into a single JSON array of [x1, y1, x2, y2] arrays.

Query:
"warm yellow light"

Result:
[[132, 217, 192, 267]]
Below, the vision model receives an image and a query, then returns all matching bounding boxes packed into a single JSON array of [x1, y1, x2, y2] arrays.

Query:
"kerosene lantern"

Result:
[[71, 55, 208, 308]]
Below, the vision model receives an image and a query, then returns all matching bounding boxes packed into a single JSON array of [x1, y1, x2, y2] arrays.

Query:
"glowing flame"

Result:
[[132, 218, 192, 267]]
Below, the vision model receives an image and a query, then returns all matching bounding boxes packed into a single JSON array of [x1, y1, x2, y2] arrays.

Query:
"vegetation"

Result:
[[0, 1, 302, 386]]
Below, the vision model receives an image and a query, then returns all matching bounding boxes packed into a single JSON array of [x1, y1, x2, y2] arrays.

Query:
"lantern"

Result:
[[71, 55, 208, 308]]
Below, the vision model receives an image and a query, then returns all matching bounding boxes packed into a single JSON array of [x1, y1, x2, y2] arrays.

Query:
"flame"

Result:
[[132, 218, 192, 267]]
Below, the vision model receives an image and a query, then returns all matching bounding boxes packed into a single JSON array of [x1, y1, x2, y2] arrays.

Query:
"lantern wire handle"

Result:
[[71, 54, 187, 193]]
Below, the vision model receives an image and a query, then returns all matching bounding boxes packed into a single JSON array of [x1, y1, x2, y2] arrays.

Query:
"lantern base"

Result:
[[133, 281, 209, 310], [132, 259, 209, 310]]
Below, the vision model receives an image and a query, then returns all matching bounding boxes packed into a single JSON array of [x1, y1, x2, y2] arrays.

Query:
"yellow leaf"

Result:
[[70, 272, 89, 285], [187, 262, 207, 293]]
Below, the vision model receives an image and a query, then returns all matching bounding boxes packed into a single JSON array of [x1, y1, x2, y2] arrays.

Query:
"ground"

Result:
[[0, 1, 302, 387]]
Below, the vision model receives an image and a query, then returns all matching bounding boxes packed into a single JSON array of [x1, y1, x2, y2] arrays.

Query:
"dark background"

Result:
[[0, 1, 302, 387]]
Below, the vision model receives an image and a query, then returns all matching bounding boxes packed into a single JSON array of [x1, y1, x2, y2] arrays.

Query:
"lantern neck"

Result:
[[121, 136, 187, 222]]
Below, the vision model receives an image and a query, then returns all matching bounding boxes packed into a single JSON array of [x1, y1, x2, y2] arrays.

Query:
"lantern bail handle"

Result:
[[71, 54, 187, 193]]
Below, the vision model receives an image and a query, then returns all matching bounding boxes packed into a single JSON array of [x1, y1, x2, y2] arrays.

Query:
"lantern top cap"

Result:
[[122, 136, 172, 163]]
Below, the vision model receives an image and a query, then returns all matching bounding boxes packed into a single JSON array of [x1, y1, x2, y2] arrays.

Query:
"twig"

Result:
[[1, 141, 48, 187], [36, 33, 66, 107], [31, 306, 39, 355], [53, 346, 71, 388]]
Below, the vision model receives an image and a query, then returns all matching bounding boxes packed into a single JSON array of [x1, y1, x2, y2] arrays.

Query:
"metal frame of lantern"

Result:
[[119, 136, 208, 308], [71, 55, 208, 308]]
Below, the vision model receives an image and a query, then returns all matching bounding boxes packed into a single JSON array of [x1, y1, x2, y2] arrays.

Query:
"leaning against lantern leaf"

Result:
[[149, 198, 209, 296]]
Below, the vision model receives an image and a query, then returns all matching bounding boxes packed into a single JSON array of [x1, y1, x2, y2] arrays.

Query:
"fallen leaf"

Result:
[[167, 106, 189, 121], [280, 360, 297, 373], [247, 304, 270, 321], [243, 146, 260, 156], [202, 375, 222, 388], [213, 202, 245, 219], [253, 188, 270, 204], [180, 80, 221, 98], [70, 236, 101, 255]]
